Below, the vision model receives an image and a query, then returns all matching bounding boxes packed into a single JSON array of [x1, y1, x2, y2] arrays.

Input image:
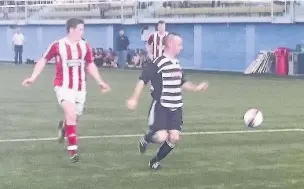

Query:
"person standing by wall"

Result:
[[116, 29, 130, 69], [146, 20, 169, 60], [12, 28, 24, 65]]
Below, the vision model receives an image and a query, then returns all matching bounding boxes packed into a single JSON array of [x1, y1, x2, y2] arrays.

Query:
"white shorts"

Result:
[[54, 86, 86, 115]]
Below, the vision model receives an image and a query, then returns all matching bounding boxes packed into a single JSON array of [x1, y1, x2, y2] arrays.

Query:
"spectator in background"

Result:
[[127, 48, 149, 68], [116, 29, 130, 69], [139, 49, 149, 68], [130, 48, 140, 68], [103, 48, 117, 68], [92, 48, 99, 66], [3, 6, 8, 19], [12, 27, 24, 65], [2, 1, 8, 19], [95, 48, 105, 67], [126, 48, 133, 66]]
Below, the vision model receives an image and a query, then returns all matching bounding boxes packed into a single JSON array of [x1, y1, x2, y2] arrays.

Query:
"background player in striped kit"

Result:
[[126, 33, 208, 170], [146, 20, 169, 60], [22, 18, 111, 163]]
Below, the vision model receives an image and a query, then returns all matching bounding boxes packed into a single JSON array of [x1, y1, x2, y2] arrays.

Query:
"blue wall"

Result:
[[0, 24, 113, 62], [2, 23, 304, 71]]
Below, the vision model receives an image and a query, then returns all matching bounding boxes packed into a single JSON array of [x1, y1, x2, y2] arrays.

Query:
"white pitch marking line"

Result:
[[0, 128, 303, 143]]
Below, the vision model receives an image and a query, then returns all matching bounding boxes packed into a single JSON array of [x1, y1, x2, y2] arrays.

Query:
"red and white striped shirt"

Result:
[[43, 37, 93, 92], [147, 31, 169, 59]]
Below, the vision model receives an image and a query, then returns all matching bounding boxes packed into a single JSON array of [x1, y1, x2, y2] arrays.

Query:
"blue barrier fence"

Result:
[[2, 23, 304, 72]]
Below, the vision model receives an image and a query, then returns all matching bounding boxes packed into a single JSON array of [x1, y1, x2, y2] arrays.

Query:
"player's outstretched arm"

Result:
[[22, 41, 58, 87], [182, 81, 208, 92], [126, 80, 145, 110], [126, 62, 156, 110], [86, 62, 111, 93], [22, 58, 48, 87]]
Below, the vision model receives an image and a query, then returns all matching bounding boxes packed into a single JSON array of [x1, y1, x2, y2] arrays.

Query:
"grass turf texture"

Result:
[[0, 65, 304, 189]]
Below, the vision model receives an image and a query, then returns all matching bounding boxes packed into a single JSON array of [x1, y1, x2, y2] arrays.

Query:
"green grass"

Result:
[[0, 65, 304, 189]]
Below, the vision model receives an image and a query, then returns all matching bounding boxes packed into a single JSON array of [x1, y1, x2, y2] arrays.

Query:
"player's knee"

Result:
[[168, 130, 180, 144], [153, 130, 169, 143], [65, 111, 77, 124], [61, 101, 77, 125], [75, 103, 84, 116], [75, 109, 83, 116]]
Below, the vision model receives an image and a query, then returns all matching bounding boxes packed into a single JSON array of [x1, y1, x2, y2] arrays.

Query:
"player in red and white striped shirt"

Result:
[[146, 20, 169, 60], [22, 18, 110, 163]]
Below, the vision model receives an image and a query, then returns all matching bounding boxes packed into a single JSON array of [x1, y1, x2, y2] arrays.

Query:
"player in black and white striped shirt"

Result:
[[126, 33, 209, 170]]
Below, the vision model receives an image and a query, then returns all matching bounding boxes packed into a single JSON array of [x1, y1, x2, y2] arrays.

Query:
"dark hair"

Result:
[[158, 20, 165, 25], [66, 18, 84, 33], [156, 20, 165, 30]]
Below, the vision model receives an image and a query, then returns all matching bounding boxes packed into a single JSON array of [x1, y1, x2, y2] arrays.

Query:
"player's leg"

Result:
[[149, 108, 183, 170], [58, 115, 80, 143], [139, 100, 156, 153], [151, 130, 168, 143], [139, 100, 165, 154], [65, 91, 86, 161], [61, 100, 79, 162], [58, 91, 85, 143], [58, 120, 65, 143], [147, 130, 170, 170], [54, 87, 79, 162], [149, 129, 180, 169], [55, 87, 66, 143]]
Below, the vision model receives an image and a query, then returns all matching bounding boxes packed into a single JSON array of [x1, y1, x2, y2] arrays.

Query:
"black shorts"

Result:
[[148, 100, 183, 132]]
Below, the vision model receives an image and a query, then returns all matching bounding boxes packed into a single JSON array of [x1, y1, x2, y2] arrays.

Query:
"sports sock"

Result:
[[143, 131, 155, 143], [154, 140, 175, 162], [65, 124, 78, 156]]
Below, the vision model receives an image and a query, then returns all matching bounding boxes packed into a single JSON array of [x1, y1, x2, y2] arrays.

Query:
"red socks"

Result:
[[65, 124, 78, 156]]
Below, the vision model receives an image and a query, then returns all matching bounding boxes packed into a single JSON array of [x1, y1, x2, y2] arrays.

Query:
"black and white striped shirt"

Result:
[[139, 55, 187, 109]]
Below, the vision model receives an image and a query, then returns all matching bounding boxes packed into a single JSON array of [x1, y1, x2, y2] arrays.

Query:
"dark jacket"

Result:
[[116, 35, 130, 51]]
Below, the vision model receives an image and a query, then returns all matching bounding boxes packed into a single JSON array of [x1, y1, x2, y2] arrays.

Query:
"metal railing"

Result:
[[0, 0, 297, 23]]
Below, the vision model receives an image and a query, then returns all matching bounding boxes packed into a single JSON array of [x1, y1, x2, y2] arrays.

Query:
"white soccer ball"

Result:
[[243, 108, 263, 128]]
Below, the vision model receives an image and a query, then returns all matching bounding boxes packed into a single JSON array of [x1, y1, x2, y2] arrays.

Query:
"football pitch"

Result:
[[1, 65, 304, 189]]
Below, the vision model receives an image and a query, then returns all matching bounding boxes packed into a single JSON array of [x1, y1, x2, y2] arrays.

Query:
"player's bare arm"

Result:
[[22, 57, 48, 87], [126, 80, 145, 110], [146, 45, 153, 59], [127, 61, 155, 110], [86, 62, 111, 93], [182, 81, 208, 92], [146, 36, 153, 59]]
